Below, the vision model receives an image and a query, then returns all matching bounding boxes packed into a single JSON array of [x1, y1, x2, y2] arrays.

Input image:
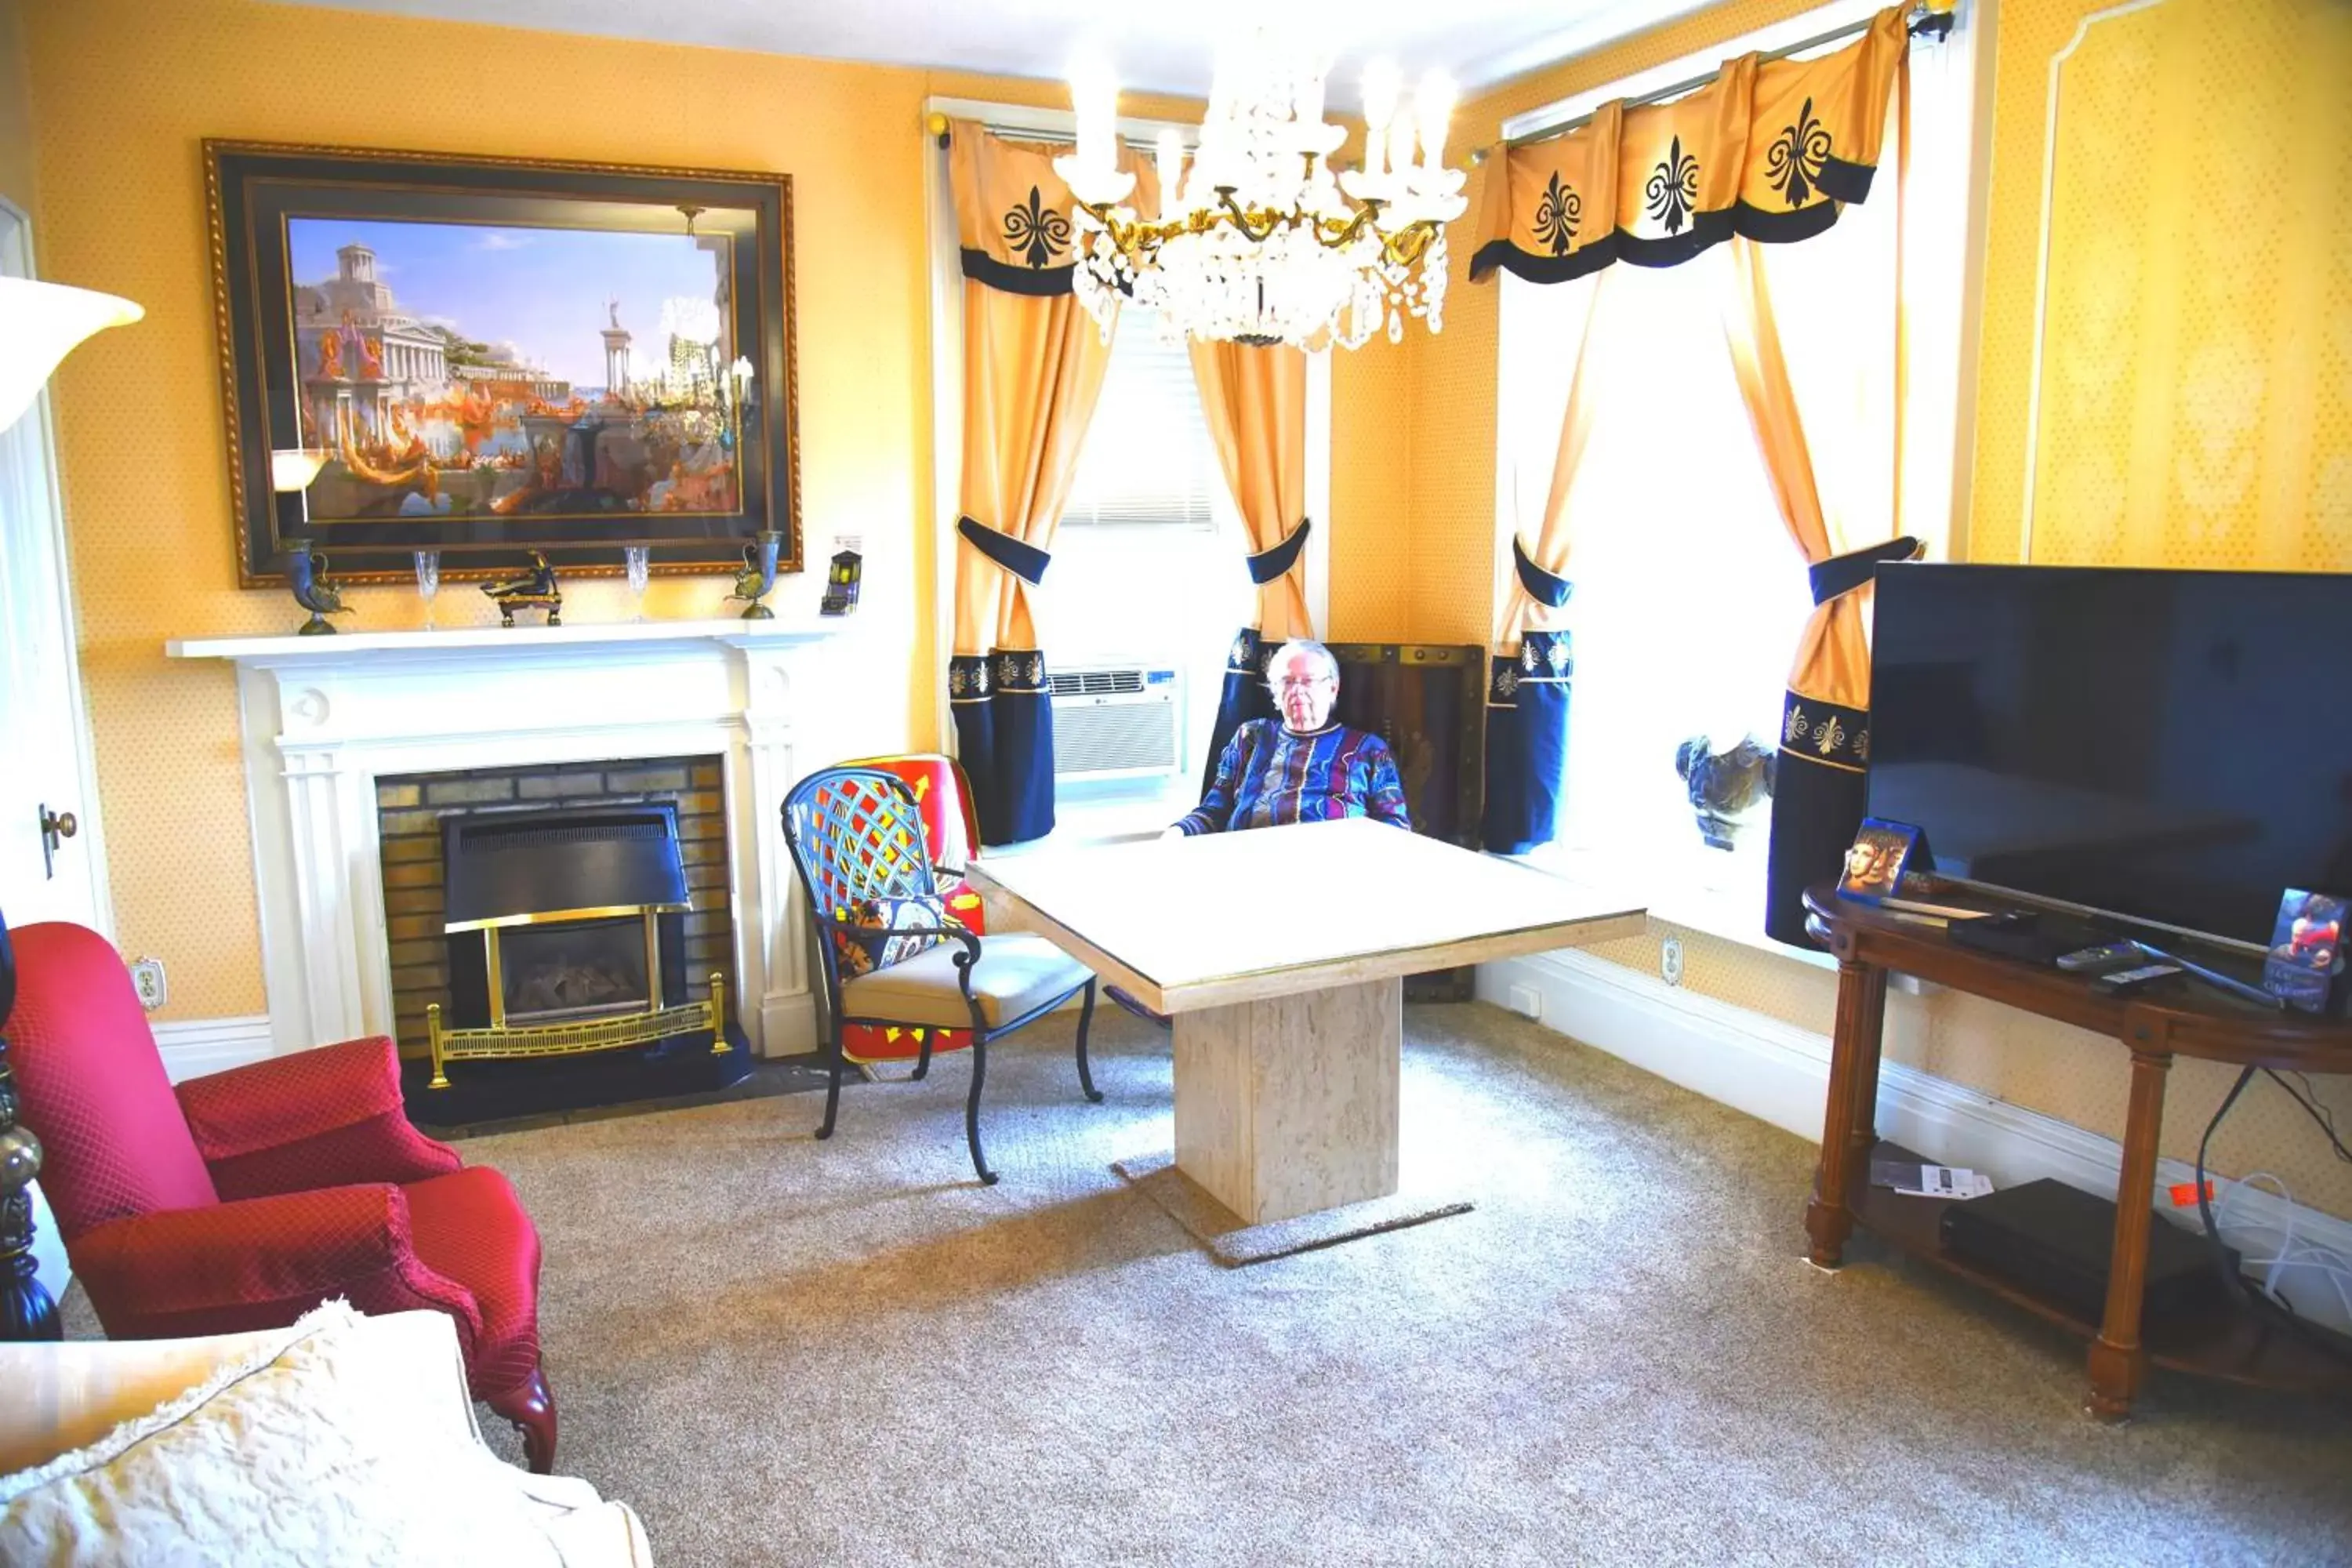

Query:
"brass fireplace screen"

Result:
[[425, 807, 728, 1088]]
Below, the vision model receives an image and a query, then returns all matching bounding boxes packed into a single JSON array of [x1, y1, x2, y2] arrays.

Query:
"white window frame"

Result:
[[922, 95, 1333, 763], [1489, 0, 1996, 963]]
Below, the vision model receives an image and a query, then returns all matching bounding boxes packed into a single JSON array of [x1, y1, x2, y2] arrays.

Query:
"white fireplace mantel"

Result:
[[169, 619, 848, 1060]]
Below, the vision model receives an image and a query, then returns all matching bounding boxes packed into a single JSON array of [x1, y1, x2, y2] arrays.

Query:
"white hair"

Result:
[[1265, 637, 1340, 685]]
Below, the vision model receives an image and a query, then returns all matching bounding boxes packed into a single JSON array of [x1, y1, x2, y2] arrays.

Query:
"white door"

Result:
[[0, 198, 111, 1317], [0, 201, 108, 931]]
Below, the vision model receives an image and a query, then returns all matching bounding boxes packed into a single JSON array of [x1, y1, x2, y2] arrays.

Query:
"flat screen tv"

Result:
[[1867, 564, 2352, 953]]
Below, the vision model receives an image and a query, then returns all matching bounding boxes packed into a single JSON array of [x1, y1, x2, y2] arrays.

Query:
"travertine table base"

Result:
[[1172, 976, 1403, 1225]]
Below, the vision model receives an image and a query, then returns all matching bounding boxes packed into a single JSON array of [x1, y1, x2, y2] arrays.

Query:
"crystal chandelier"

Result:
[[1052, 34, 1468, 352]]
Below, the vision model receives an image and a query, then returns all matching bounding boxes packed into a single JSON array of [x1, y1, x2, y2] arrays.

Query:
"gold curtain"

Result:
[[1187, 339, 1311, 640], [1470, 5, 1916, 285], [1493, 270, 1609, 659], [1718, 41, 1922, 943], [945, 123, 1154, 843]]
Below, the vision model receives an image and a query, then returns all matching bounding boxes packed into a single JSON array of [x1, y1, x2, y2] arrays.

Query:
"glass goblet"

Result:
[[624, 546, 651, 622], [413, 550, 441, 630]]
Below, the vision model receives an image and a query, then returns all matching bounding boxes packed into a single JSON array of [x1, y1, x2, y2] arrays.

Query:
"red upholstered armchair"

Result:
[[6, 922, 557, 1472]]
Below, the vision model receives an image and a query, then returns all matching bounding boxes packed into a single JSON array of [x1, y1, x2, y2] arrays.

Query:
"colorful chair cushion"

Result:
[[829, 894, 967, 979]]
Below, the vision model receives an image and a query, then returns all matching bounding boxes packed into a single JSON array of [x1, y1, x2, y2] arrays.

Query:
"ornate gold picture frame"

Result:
[[205, 140, 801, 586]]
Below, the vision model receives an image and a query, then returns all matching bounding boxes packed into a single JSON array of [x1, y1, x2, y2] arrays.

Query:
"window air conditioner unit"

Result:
[[1049, 664, 1183, 783]]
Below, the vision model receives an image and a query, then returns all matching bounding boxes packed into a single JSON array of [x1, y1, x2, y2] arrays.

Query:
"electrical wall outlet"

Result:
[[129, 956, 169, 1011], [1659, 935, 1685, 988], [1506, 983, 1542, 1021], [833, 533, 863, 556]]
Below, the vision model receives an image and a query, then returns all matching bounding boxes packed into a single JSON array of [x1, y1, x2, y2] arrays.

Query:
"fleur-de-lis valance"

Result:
[[947, 122, 1158, 298], [1471, 5, 1918, 285]]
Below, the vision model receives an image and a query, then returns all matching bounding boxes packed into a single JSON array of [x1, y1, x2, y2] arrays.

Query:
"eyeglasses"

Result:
[[1270, 675, 1337, 691]]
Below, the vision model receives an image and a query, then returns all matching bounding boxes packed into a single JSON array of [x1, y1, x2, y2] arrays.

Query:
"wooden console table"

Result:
[[1802, 884, 2352, 1420]]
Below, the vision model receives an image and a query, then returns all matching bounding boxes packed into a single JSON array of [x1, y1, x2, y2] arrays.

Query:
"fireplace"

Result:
[[425, 803, 729, 1090]]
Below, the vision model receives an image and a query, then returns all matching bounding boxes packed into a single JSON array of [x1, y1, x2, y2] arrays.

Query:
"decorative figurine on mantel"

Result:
[[726, 528, 781, 620], [819, 548, 862, 616], [281, 539, 350, 636], [482, 550, 562, 627]]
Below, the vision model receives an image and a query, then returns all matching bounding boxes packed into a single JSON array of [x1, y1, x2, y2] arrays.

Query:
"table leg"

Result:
[[2086, 1049, 2171, 1421], [1806, 957, 1887, 1269], [1171, 975, 1403, 1225]]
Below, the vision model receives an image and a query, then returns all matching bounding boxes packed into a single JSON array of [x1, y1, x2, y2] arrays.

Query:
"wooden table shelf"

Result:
[[1848, 1139, 2352, 1397], [1802, 885, 2352, 1419]]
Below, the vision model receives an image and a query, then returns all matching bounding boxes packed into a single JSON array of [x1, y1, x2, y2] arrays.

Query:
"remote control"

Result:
[[2056, 942, 2140, 972], [2092, 961, 2182, 995]]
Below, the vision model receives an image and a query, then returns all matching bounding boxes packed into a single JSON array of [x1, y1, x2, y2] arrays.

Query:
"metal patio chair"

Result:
[[781, 766, 1100, 1185]]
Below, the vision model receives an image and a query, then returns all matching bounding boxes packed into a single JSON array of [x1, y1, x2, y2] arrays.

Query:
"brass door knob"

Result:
[[41, 808, 77, 840]]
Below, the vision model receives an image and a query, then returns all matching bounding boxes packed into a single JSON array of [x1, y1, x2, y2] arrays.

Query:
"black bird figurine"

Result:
[[282, 539, 350, 637], [481, 550, 562, 627], [1675, 735, 1777, 850]]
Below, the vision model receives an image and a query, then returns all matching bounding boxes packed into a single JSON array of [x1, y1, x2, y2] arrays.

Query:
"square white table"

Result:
[[967, 818, 1645, 1227]]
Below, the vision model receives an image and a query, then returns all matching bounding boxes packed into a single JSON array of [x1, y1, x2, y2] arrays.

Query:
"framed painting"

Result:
[[204, 140, 800, 586]]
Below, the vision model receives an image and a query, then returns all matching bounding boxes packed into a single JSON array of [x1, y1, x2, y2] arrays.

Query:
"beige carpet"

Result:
[[72, 1005, 2352, 1563]]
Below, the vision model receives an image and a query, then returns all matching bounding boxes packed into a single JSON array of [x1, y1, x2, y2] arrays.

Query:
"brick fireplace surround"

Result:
[[165, 620, 845, 1061]]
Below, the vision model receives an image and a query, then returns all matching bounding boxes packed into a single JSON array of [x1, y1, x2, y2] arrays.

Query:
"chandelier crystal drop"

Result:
[[1052, 34, 1468, 353]]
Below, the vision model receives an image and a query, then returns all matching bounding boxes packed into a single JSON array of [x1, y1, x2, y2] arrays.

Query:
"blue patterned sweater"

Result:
[[1173, 719, 1413, 836]]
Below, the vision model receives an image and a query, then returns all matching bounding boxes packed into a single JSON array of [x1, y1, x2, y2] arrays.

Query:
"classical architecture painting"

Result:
[[205, 142, 800, 585]]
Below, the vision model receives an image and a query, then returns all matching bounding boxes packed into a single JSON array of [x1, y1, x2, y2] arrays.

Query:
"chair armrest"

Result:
[[69, 1186, 481, 1339], [177, 1035, 462, 1197]]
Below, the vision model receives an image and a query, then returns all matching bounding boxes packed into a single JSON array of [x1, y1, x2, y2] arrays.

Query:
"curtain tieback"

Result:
[[1512, 535, 1573, 608], [1809, 536, 1922, 605], [957, 517, 1052, 586], [1244, 518, 1312, 585]]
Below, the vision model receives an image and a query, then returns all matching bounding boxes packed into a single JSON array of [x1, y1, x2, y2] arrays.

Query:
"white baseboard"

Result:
[[1479, 948, 2352, 1338], [760, 991, 819, 1056], [151, 1014, 275, 1083]]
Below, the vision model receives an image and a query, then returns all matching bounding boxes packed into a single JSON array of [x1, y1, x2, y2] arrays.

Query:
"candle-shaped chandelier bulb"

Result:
[[1155, 128, 1185, 219], [1414, 71, 1457, 170], [1359, 59, 1401, 176], [1069, 56, 1119, 174]]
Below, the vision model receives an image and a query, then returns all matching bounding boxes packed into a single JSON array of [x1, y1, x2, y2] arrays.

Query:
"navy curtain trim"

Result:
[[1245, 519, 1312, 585], [950, 648, 1056, 846], [1468, 233, 1622, 286], [1808, 535, 1922, 604], [1730, 200, 1844, 245], [1764, 689, 1872, 946], [1479, 629, 1573, 855], [1816, 155, 1876, 205], [1512, 536, 1573, 608], [958, 249, 1075, 297], [1201, 628, 1278, 800], [1617, 209, 1737, 270], [957, 516, 1052, 586]]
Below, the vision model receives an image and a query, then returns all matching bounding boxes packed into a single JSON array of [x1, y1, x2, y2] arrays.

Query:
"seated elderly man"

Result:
[[1167, 637, 1412, 837]]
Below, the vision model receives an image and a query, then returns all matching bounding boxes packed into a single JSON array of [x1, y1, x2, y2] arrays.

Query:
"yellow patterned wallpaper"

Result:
[[2018, 0, 2350, 570], [1328, 0, 2352, 1218], [0, 0, 32, 219], [20, 0, 1198, 1021]]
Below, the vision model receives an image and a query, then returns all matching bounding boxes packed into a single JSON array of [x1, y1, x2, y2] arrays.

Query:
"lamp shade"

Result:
[[0, 276, 144, 434], [270, 448, 328, 492]]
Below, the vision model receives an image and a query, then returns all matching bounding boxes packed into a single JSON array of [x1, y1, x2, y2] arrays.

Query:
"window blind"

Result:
[[1059, 314, 1220, 529]]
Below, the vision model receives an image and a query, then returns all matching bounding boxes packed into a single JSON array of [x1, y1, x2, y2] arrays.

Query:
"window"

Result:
[[1058, 316, 1221, 531], [1494, 0, 1976, 935], [1501, 258, 1815, 911], [1047, 311, 1252, 807]]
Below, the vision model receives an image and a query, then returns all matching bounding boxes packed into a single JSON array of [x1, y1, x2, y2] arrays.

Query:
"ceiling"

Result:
[[267, 0, 1714, 107]]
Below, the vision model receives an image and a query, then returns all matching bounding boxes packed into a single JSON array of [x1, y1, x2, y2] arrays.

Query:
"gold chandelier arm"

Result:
[[1215, 188, 1282, 245]]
